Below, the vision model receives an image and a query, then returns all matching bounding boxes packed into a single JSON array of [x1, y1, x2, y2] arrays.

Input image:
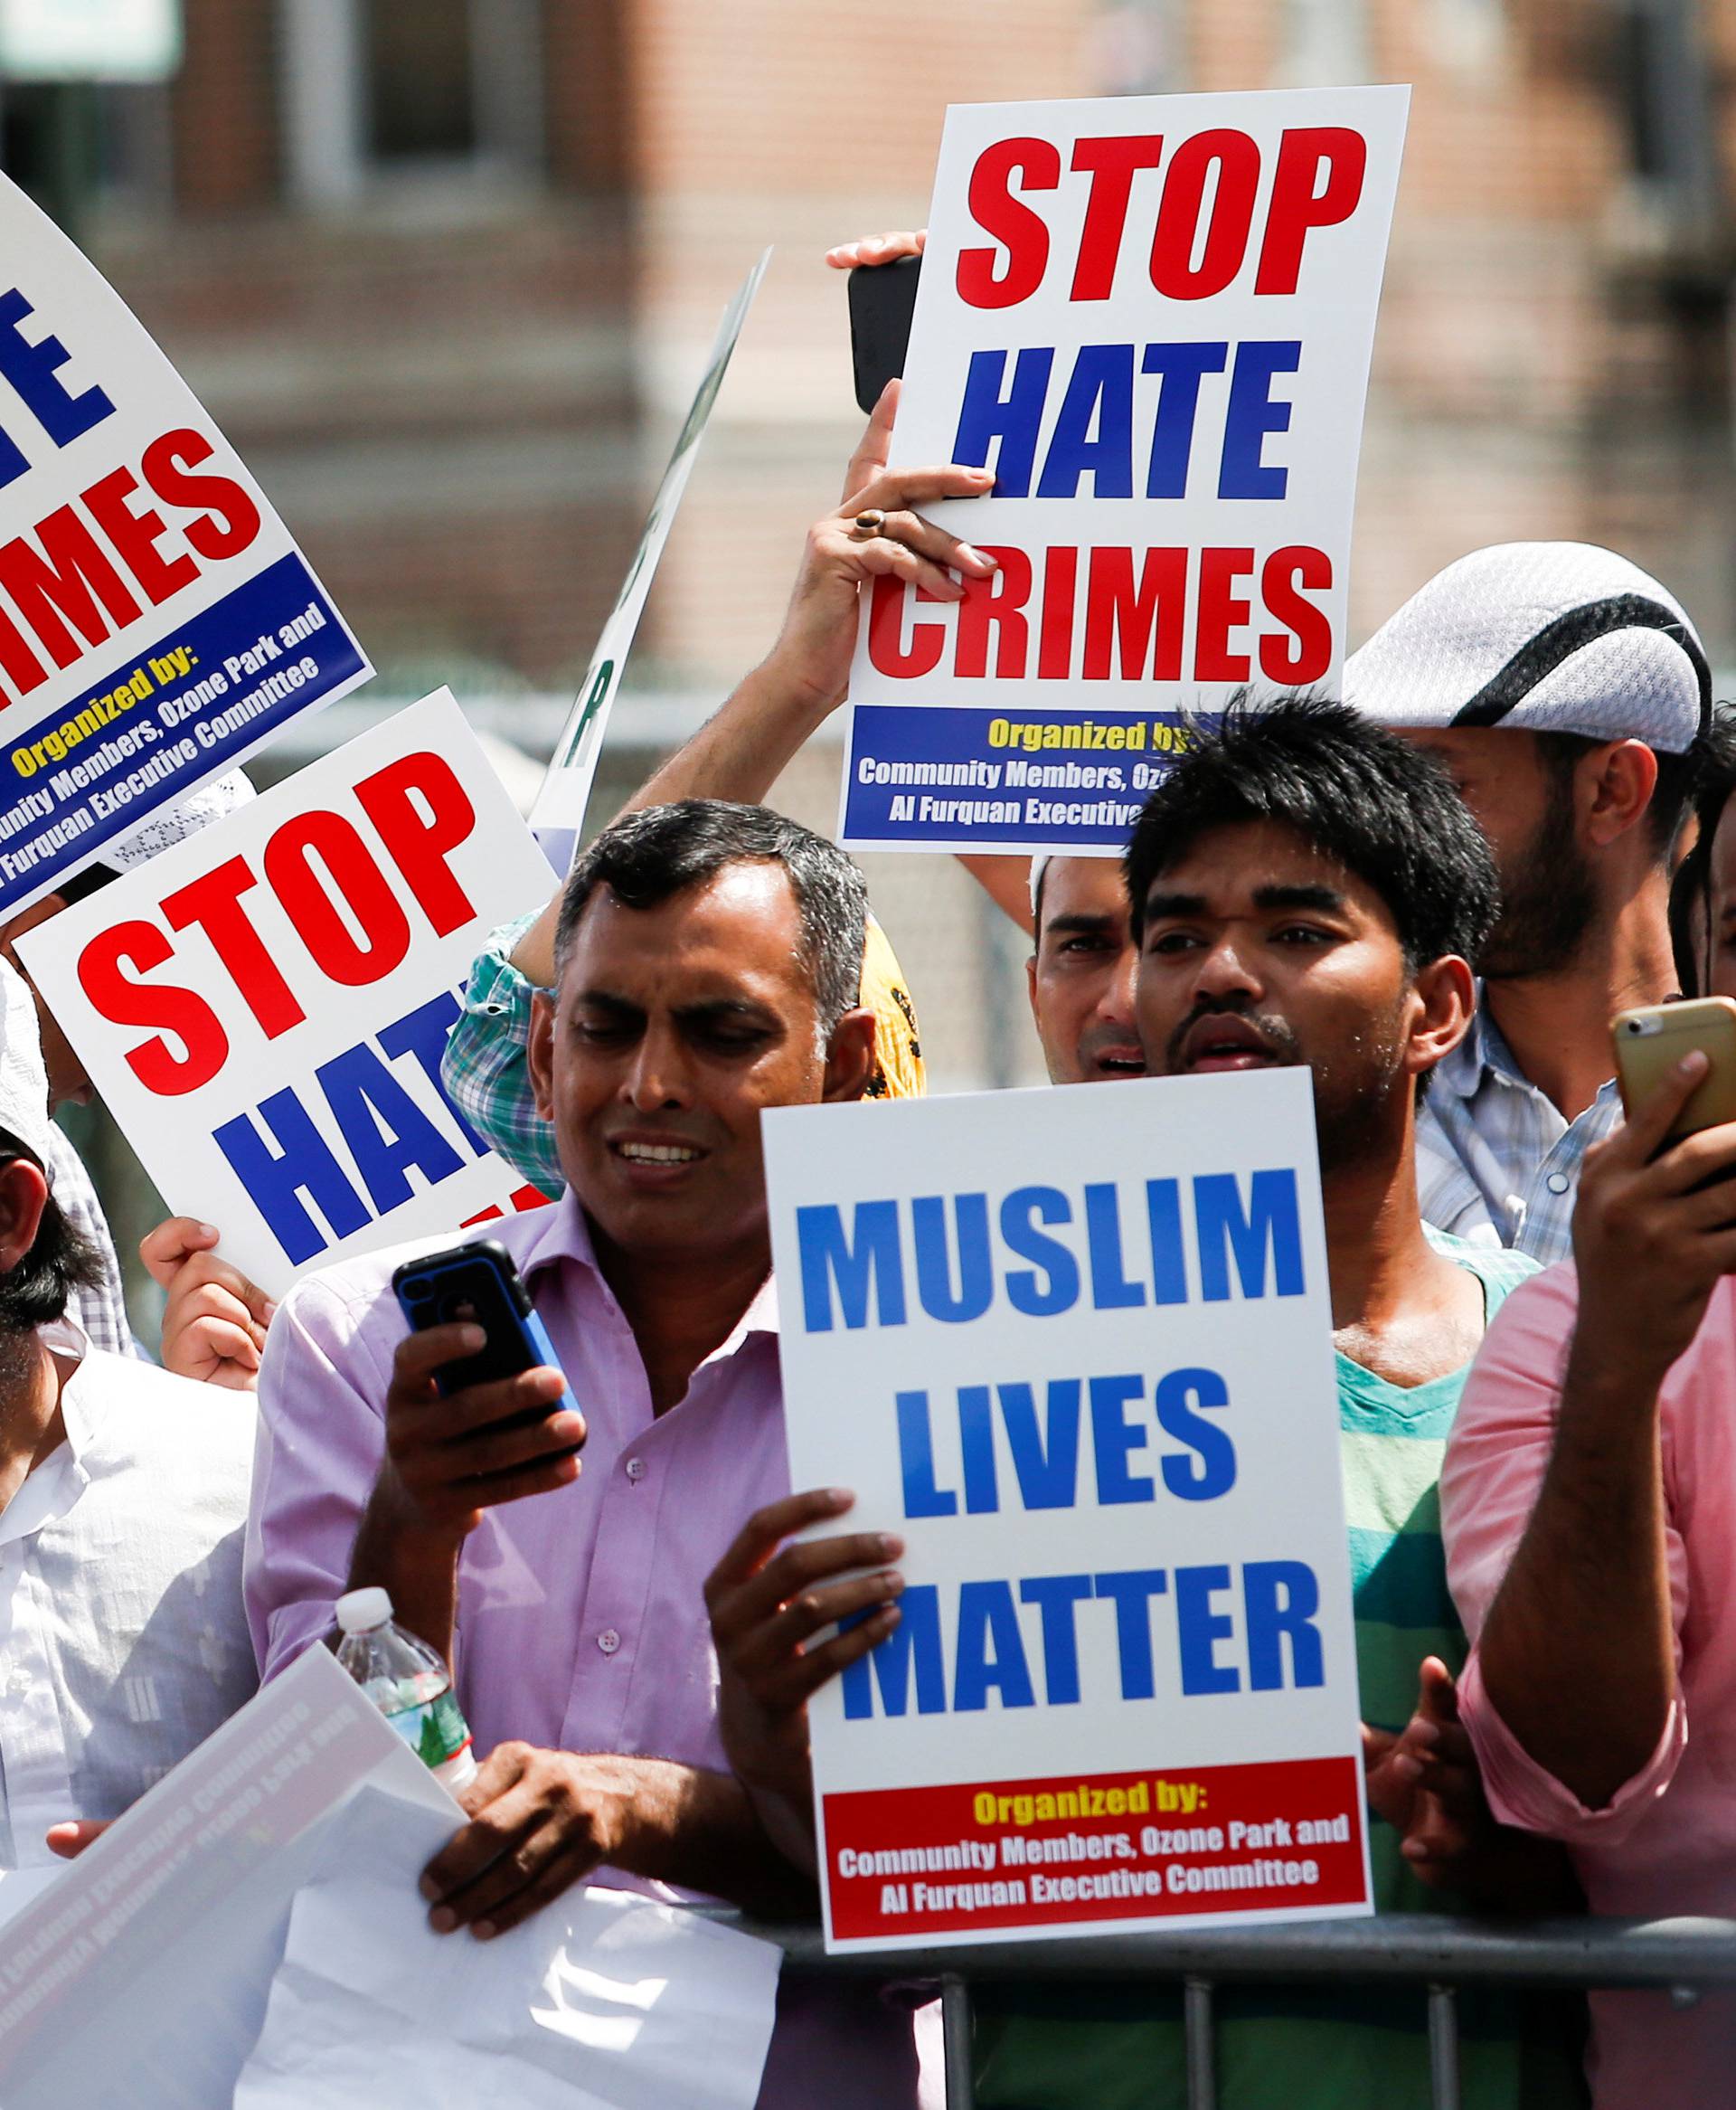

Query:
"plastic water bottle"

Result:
[[335, 1586, 477, 1791]]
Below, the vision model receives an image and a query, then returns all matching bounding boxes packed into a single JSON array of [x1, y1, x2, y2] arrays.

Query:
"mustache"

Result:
[[1161, 996, 1303, 1074]]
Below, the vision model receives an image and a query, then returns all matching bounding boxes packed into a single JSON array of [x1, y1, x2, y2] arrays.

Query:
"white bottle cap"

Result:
[[335, 1586, 393, 1634]]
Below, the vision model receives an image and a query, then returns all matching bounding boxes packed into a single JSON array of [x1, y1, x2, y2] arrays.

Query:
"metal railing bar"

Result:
[[1428, 1985, 1462, 2110], [941, 1973, 975, 2110], [718, 1914, 1736, 1993], [1184, 1975, 1217, 2110]]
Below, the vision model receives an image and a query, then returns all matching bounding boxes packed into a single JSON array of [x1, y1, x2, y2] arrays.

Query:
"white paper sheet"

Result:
[[0, 1647, 459, 2109], [0, 1864, 62, 1929], [235, 1787, 781, 2110]]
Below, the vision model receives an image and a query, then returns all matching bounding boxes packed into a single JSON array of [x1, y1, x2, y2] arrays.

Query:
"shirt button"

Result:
[[597, 1628, 621, 1656], [1545, 1173, 1571, 1195], [5, 1668, 27, 1697], [624, 1456, 646, 1483]]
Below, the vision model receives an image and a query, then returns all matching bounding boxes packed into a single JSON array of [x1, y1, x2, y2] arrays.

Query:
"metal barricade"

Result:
[[728, 1912, 1736, 2110]]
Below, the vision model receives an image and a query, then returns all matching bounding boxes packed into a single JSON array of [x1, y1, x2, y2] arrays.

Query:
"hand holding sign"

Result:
[[838, 86, 1409, 855], [704, 1488, 905, 1814], [140, 1215, 274, 1388], [765, 429, 998, 718]]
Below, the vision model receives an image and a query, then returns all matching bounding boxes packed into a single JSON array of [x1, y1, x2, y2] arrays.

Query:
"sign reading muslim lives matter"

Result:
[[0, 172, 370, 915], [765, 1067, 1372, 1953], [18, 692, 557, 1297], [841, 86, 1408, 856]]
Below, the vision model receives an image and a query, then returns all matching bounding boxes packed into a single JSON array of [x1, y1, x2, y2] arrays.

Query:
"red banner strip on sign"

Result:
[[823, 1753, 1365, 1939]]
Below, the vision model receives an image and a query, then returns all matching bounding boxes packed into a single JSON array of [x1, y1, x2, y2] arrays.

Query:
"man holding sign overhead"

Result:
[[713, 703, 1584, 2106]]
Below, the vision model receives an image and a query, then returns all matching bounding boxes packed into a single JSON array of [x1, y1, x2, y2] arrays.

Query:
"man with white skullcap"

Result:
[[0, 772, 272, 1378], [0, 958, 254, 1870], [1343, 542, 1708, 1265]]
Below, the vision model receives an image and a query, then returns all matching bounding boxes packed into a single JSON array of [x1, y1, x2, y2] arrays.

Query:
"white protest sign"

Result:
[[839, 87, 1408, 856], [0, 1645, 458, 2110], [531, 251, 771, 875], [765, 1067, 1371, 1953], [0, 174, 370, 913], [19, 690, 556, 1295]]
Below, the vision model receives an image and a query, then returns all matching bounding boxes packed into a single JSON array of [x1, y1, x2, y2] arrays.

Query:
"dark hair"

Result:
[[1668, 702, 1736, 993], [555, 800, 869, 1035], [0, 1126, 100, 1334], [54, 860, 118, 905], [1533, 730, 1700, 863], [1124, 695, 1498, 970]]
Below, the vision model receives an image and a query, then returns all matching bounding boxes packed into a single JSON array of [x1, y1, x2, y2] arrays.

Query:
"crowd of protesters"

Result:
[[3, 248, 1735, 2110]]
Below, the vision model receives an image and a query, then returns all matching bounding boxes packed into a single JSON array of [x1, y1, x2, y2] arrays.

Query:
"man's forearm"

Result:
[[619, 656, 835, 820], [507, 657, 835, 994], [611, 1755, 817, 1916], [346, 1478, 465, 1668], [1476, 1340, 1675, 1807]]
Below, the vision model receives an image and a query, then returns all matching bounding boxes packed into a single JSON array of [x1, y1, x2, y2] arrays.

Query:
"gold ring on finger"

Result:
[[849, 509, 886, 543]]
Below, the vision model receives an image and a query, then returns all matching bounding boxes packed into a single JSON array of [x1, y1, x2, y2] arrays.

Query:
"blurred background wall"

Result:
[[5, 0, 1734, 1301]]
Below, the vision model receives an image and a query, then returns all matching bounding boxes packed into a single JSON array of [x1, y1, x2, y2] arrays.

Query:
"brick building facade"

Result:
[[12, 0, 1736, 1144]]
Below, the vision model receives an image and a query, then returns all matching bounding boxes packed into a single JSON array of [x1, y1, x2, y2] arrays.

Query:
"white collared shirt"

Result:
[[0, 1319, 255, 1867]]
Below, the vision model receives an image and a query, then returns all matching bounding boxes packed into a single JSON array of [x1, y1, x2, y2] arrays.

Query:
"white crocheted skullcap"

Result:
[[1343, 543, 1709, 754], [103, 771, 255, 873], [0, 959, 53, 1169], [1029, 856, 1052, 921]]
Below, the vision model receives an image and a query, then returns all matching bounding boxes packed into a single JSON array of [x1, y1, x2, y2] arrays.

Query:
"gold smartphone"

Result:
[[1612, 996, 1736, 1138]]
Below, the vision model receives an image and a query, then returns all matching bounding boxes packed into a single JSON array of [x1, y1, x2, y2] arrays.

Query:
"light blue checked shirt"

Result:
[[1416, 992, 1624, 1269], [440, 909, 564, 1197]]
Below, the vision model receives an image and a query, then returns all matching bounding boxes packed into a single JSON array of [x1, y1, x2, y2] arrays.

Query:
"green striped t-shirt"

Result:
[[970, 1233, 1586, 2110]]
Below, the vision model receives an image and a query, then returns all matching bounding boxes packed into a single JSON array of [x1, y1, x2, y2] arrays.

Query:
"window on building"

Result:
[[1612, 0, 1717, 241], [280, 0, 542, 208], [362, 0, 474, 161]]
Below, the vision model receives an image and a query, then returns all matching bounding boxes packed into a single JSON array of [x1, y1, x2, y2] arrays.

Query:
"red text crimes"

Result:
[[72, 748, 476, 1095], [0, 426, 260, 711], [868, 544, 1333, 688], [958, 128, 1367, 308]]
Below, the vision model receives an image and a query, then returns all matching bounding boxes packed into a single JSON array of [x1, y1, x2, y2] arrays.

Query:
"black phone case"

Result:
[[848, 254, 922, 414]]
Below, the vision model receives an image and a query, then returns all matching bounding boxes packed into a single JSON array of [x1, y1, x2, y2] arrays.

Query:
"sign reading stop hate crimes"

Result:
[[19, 692, 556, 1296], [0, 173, 369, 915], [765, 1068, 1371, 1953], [840, 87, 1408, 856]]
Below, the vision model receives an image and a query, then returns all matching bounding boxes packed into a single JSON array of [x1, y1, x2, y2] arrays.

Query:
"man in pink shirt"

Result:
[[246, 799, 929, 2110], [1443, 986, 1736, 2104]]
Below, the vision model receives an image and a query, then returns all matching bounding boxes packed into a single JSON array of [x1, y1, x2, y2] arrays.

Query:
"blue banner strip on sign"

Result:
[[844, 704, 1205, 850], [0, 553, 363, 909]]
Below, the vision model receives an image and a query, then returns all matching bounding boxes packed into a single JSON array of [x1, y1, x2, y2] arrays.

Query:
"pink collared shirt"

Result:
[[246, 1192, 922, 2110], [1442, 1262, 1736, 2110]]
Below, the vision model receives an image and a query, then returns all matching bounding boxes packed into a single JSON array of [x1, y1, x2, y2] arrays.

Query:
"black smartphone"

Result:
[[391, 1240, 581, 1443], [849, 253, 922, 413]]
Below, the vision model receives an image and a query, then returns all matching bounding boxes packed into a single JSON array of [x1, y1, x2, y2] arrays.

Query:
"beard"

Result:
[[1481, 776, 1599, 980], [1160, 995, 1410, 1175]]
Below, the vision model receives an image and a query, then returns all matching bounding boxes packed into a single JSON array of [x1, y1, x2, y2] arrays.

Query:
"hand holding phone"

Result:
[[390, 1240, 586, 1528], [1612, 997, 1736, 1140], [848, 252, 921, 414]]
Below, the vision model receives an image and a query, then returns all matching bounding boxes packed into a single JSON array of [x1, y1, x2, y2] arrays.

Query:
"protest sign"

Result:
[[531, 251, 771, 875], [0, 173, 369, 915], [838, 87, 1409, 856], [0, 1645, 458, 2109], [0, 1646, 780, 2110], [19, 689, 556, 1295], [765, 1067, 1370, 1953]]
